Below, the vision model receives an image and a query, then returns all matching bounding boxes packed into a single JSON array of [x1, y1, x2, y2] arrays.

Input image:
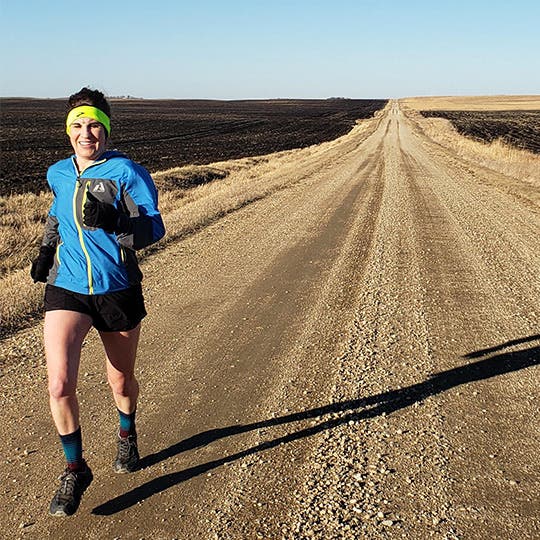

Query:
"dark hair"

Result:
[[68, 87, 111, 118]]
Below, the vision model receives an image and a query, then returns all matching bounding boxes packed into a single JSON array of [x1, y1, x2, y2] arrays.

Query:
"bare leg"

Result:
[[44, 310, 93, 435], [100, 324, 141, 415]]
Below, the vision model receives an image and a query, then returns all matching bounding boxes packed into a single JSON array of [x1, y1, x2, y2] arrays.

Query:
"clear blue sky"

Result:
[[1, 0, 539, 99]]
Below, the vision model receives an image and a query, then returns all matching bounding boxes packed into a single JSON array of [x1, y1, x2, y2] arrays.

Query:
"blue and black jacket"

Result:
[[41, 150, 165, 295]]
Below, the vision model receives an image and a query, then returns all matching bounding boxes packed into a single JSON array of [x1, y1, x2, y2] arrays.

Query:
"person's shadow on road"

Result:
[[92, 334, 539, 515]]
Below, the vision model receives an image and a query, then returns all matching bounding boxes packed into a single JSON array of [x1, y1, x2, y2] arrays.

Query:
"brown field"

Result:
[[402, 94, 540, 110], [419, 110, 540, 154], [401, 95, 540, 154], [0, 98, 387, 196]]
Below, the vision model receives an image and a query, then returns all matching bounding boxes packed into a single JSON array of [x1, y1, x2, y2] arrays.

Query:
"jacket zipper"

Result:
[[72, 157, 107, 295], [73, 178, 94, 294]]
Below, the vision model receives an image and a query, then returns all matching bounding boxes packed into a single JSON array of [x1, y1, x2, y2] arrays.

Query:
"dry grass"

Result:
[[0, 115, 382, 337], [401, 103, 540, 206], [0, 192, 52, 276], [402, 95, 540, 111]]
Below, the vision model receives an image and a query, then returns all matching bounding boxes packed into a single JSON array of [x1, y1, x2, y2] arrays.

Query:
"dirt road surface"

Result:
[[1, 101, 539, 539]]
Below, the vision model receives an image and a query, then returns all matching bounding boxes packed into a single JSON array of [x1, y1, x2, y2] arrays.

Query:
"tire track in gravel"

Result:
[[286, 103, 456, 539]]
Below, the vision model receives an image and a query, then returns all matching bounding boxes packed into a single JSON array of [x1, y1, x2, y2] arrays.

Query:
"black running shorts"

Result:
[[44, 284, 147, 332]]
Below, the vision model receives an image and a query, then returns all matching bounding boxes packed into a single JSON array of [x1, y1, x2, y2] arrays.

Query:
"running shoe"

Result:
[[49, 463, 93, 517], [113, 433, 139, 473]]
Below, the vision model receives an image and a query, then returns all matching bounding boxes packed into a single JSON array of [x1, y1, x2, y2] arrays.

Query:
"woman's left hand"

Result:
[[83, 192, 120, 233]]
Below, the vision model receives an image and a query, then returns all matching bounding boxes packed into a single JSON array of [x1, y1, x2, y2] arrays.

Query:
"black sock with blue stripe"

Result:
[[59, 427, 84, 471], [118, 408, 136, 438]]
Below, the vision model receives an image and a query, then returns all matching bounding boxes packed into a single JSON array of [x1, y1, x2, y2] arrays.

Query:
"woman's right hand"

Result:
[[30, 245, 56, 283]]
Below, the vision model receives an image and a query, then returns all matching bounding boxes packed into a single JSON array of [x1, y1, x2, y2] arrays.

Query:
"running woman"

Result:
[[30, 87, 165, 516]]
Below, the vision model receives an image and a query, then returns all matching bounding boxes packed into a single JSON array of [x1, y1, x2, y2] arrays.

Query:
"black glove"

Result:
[[83, 191, 119, 233], [30, 245, 56, 283], [83, 191, 130, 233]]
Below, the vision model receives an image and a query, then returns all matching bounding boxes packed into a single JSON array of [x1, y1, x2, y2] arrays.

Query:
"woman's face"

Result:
[[68, 116, 107, 162]]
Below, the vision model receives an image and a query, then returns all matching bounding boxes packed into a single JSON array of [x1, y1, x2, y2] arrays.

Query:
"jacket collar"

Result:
[[70, 150, 127, 175]]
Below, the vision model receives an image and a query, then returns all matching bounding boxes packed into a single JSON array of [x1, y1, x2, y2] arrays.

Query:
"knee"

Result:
[[48, 376, 77, 401], [108, 372, 138, 397]]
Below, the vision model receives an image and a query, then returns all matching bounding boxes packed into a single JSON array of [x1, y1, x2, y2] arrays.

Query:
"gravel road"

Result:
[[1, 101, 538, 539]]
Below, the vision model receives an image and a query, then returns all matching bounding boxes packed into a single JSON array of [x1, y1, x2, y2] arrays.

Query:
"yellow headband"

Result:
[[66, 105, 111, 136]]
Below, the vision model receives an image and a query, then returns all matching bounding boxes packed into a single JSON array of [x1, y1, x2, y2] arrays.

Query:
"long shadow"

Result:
[[93, 337, 539, 515], [463, 334, 539, 359]]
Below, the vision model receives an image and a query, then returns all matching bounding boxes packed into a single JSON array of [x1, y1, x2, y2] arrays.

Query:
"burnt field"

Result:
[[0, 98, 386, 196], [420, 109, 540, 154]]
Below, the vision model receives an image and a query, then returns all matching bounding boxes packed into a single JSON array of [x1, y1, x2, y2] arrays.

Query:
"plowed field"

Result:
[[0, 98, 386, 196], [420, 110, 540, 153]]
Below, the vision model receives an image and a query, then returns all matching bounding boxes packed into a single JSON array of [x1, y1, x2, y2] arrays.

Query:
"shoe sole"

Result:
[[113, 463, 138, 473], [49, 509, 70, 517]]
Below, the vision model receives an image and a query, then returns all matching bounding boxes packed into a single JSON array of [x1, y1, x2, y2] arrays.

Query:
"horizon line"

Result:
[[2, 93, 540, 101]]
